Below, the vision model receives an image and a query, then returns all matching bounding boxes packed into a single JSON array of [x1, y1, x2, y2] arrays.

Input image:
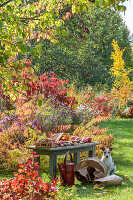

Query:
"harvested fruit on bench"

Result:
[[60, 134, 70, 141], [87, 137, 92, 142], [82, 137, 92, 143]]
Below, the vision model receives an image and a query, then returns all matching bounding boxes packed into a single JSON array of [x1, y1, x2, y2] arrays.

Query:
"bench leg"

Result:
[[74, 152, 80, 165], [89, 146, 96, 157], [49, 153, 57, 178]]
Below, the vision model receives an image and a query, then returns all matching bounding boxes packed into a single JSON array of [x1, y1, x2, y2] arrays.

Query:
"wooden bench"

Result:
[[27, 142, 100, 178]]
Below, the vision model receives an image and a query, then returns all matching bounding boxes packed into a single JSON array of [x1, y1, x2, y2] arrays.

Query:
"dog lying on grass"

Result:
[[100, 147, 116, 176]]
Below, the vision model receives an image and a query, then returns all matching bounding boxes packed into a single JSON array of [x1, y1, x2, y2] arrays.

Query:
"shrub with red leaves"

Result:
[[87, 94, 113, 117], [0, 153, 59, 200], [12, 69, 78, 109]]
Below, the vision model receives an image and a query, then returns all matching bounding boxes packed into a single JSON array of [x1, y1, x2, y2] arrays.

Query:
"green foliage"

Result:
[[0, 0, 129, 93], [31, 5, 132, 88]]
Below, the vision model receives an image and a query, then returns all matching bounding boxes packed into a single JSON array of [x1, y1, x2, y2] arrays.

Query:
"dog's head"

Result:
[[100, 147, 114, 158]]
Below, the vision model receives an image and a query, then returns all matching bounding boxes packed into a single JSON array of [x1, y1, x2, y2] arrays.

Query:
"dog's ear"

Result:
[[100, 147, 105, 151], [109, 147, 114, 151]]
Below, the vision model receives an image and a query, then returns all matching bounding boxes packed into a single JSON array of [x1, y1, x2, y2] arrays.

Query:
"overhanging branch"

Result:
[[0, 0, 13, 8]]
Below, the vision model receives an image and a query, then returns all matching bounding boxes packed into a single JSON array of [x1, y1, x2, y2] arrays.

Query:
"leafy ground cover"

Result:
[[0, 118, 133, 199]]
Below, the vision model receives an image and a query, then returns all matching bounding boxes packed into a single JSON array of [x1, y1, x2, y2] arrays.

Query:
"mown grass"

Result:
[[56, 118, 133, 200], [71, 118, 133, 200], [0, 118, 133, 200]]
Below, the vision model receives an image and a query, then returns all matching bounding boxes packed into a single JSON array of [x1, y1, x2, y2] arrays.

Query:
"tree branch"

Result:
[[0, 0, 13, 8], [20, 12, 45, 22], [20, 17, 41, 22]]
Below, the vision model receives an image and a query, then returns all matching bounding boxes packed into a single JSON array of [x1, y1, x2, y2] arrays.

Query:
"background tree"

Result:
[[30, 5, 133, 88], [0, 0, 128, 93]]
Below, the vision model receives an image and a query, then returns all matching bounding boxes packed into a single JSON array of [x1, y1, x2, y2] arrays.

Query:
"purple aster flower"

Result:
[[4, 116, 10, 120], [61, 103, 65, 106], [34, 119, 39, 125]]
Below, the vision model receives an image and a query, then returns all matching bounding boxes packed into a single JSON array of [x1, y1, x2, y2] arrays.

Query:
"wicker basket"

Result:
[[35, 142, 57, 148], [35, 133, 70, 148]]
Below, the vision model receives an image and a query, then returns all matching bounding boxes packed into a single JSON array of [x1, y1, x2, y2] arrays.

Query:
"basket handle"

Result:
[[64, 151, 73, 164]]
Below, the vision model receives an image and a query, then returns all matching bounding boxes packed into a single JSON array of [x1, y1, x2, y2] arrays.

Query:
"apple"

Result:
[[71, 136, 77, 140], [82, 137, 92, 143], [87, 137, 92, 142], [58, 141, 64, 146], [82, 137, 88, 143]]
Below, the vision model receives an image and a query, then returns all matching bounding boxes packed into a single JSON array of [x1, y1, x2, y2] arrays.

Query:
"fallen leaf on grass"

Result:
[[109, 189, 114, 192], [93, 185, 104, 190], [125, 175, 129, 179]]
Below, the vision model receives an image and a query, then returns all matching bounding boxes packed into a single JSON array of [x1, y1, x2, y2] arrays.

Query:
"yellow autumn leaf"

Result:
[[93, 185, 104, 190], [110, 40, 132, 109], [109, 189, 114, 192], [125, 175, 129, 179]]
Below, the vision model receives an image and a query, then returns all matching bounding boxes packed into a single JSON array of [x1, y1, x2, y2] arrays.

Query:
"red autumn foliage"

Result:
[[11, 69, 78, 108], [86, 94, 113, 116], [0, 153, 59, 200]]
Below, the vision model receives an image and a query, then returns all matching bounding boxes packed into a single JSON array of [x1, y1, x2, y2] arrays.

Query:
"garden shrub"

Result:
[[0, 71, 78, 170], [110, 40, 133, 114], [0, 152, 59, 200], [0, 84, 13, 111], [0, 69, 79, 170], [35, 97, 72, 136], [0, 98, 73, 170], [0, 130, 30, 171], [0, 69, 116, 171], [72, 93, 113, 125]]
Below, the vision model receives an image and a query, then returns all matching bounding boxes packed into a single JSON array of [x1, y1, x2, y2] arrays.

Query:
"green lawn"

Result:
[[56, 118, 133, 200], [0, 118, 133, 200]]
